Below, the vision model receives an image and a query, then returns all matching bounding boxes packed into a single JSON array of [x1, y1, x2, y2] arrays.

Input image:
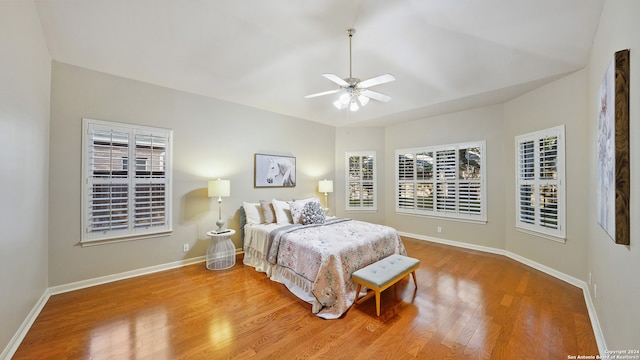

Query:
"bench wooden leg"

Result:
[[411, 271, 418, 288], [354, 284, 362, 302], [375, 290, 381, 316]]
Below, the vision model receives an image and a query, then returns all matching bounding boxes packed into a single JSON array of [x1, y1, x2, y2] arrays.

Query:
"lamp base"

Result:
[[216, 219, 226, 232]]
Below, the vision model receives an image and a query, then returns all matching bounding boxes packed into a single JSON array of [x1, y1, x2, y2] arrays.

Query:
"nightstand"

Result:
[[205, 229, 236, 270]]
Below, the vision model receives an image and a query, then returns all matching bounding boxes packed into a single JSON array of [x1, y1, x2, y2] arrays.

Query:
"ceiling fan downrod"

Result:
[[347, 28, 355, 82]]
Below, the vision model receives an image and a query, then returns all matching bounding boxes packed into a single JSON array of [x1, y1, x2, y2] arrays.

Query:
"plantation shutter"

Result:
[[346, 151, 377, 210], [397, 153, 415, 209], [435, 149, 456, 213], [396, 141, 485, 222], [86, 125, 131, 239], [134, 133, 168, 229], [458, 146, 482, 215], [83, 119, 172, 244], [515, 126, 565, 240], [416, 152, 434, 210]]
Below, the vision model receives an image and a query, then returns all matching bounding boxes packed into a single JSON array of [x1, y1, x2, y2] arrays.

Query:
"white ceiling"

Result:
[[34, 0, 604, 127]]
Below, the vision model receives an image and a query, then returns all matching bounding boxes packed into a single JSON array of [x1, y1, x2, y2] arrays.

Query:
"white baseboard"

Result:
[[398, 231, 607, 354], [48, 255, 205, 295], [3, 238, 607, 358], [1, 289, 50, 360], [1, 256, 205, 359]]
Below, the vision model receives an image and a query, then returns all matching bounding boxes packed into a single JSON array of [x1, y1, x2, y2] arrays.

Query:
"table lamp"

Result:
[[208, 179, 230, 232], [318, 179, 333, 215]]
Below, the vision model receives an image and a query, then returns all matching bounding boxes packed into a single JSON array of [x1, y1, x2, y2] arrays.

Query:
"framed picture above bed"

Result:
[[254, 153, 296, 188]]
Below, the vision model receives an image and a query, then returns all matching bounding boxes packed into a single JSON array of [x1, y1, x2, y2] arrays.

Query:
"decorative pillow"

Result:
[[242, 202, 263, 225], [301, 201, 325, 225], [293, 196, 320, 204], [259, 200, 275, 224], [288, 197, 321, 224], [272, 199, 293, 225]]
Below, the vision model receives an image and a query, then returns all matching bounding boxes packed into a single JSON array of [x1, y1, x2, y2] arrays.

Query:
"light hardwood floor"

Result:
[[13, 237, 598, 359]]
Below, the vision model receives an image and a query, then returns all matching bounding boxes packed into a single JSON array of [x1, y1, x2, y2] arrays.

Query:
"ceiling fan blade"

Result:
[[361, 89, 392, 103], [322, 73, 349, 87], [304, 89, 341, 98], [357, 74, 396, 89]]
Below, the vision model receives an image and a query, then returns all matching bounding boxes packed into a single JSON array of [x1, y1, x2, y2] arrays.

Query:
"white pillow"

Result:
[[259, 200, 275, 224], [288, 197, 320, 224], [242, 202, 263, 225], [272, 199, 293, 225]]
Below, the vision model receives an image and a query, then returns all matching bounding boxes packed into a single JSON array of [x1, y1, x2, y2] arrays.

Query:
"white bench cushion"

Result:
[[352, 254, 420, 288]]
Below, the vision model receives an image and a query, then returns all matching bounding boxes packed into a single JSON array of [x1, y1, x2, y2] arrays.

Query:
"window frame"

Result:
[[514, 125, 566, 241], [345, 151, 377, 211], [395, 141, 486, 223], [81, 118, 173, 245]]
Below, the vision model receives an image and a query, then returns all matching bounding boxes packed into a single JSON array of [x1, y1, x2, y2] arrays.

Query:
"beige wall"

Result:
[[503, 69, 589, 280], [586, 0, 640, 349], [0, 1, 51, 354], [48, 61, 335, 286], [383, 105, 507, 250]]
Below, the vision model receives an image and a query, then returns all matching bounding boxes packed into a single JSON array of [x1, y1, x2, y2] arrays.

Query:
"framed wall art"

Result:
[[596, 49, 630, 245], [254, 153, 296, 188]]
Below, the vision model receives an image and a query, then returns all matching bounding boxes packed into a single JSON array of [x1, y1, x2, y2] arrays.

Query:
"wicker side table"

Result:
[[205, 229, 236, 270]]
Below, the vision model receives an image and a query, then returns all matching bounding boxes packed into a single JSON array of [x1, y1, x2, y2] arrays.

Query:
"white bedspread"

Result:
[[243, 219, 406, 319]]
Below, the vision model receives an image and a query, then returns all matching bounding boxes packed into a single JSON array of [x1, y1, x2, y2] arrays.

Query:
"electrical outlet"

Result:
[[437, 226, 442, 233], [183, 243, 189, 252]]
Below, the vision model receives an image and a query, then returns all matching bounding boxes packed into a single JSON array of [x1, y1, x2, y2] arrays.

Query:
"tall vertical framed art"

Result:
[[596, 49, 630, 245]]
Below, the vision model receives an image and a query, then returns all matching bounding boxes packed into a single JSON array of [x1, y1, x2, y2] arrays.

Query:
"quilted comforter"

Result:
[[265, 218, 406, 319]]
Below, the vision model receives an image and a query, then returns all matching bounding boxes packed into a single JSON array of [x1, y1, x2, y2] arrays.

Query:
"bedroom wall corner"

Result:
[[47, 61, 335, 287], [334, 126, 386, 224], [383, 105, 507, 250], [503, 68, 590, 281], [0, 1, 51, 357]]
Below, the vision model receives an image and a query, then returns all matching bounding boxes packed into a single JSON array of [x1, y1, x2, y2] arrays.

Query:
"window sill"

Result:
[[516, 227, 566, 244], [395, 211, 487, 225], [80, 230, 173, 247]]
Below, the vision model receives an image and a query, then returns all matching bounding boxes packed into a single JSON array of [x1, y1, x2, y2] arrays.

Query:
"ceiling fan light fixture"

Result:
[[358, 94, 370, 106], [339, 92, 351, 105], [305, 28, 394, 111]]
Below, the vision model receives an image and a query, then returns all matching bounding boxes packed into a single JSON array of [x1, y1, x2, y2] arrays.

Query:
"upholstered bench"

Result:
[[352, 254, 420, 316]]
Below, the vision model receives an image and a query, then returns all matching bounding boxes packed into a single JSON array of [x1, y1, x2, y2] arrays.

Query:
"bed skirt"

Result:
[[243, 246, 323, 314]]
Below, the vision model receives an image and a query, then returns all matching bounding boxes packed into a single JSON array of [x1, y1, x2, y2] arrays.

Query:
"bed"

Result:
[[240, 198, 406, 319]]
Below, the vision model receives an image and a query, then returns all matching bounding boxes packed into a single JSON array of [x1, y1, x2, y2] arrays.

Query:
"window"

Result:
[[82, 118, 172, 244], [396, 141, 486, 222], [515, 125, 565, 240], [345, 151, 377, 210]]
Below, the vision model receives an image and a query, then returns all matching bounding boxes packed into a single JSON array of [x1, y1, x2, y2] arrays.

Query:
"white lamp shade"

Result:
[[318, 179, 333, 193], [208, 179, 230, 197]]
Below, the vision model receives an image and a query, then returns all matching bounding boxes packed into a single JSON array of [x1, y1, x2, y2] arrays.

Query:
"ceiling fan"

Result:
[[305, 28, 395, 112]]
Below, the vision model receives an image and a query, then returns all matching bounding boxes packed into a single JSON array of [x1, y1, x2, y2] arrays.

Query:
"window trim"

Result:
[[514, 125, 566, 241], [345, 151, 377, 211], [395, 141, 486, 223], [81, 118, 173, 245]]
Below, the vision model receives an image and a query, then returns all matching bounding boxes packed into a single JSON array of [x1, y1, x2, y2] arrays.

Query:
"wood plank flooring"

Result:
[[13, 237, 599, 359]]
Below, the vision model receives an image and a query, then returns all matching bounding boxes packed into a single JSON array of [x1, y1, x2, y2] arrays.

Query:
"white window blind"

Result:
[[515, 125, 565, 240], [82, 119, 172, 244], [346, 151, 377, 210], [396, 141, 486, 222]]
